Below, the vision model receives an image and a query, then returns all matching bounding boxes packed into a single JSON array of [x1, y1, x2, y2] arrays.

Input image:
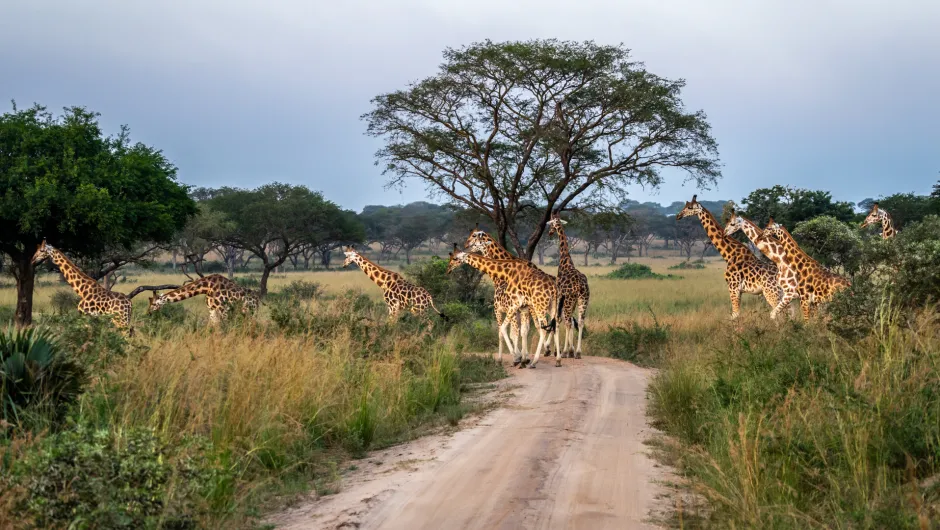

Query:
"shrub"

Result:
[[278, 280, 322, 300], [42, 313, 129, 370], [0, 306, 12, 326], [49, 290, 80, 315], [606, 263, 679, 280], [792, 215, 864, 274], [4, 425, 230, 529], [592, 311, 670, 366], [234, 275, 260, 288], [669, 259, 706, 270], [404, 256, 494, 317], [0, 326, 87, 431]]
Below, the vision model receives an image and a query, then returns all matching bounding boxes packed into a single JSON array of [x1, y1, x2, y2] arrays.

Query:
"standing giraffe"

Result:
[[758, 219, 851, 320], [148, 274, 260, 325], [463, 226, 551, 362], [860, 202, 897, 239], [447, 244, 563, 368], [546, 211, 590, 358], [677, 196, 780, 319], [30, 240, 133, 332], [724, 211, 799, 320], [342, 246, 447, 327]]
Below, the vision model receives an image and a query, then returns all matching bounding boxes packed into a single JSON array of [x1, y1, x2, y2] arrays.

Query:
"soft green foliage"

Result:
[[606, 263, 679, 280], [592, 319, 670, 367], [4, 425, 230, 529], [364, 38, 720, 258], [404, 256, 494, 317], [277, 280, 323, 301], [741, 185, 855, 229], [49, 290, 80, 315], [208, 183, 365, 294], [0, 103, 196, 326], [867, 192, 940, 230], [791, 215, 864, 274], [669, 259, 706, 270], [0, 326, 87, 431]]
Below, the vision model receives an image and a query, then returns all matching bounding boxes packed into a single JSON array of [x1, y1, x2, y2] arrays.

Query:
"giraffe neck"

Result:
[[739, 218, 781, 258], [696, 209, 746, 261], [461, 253, 516, 283], [477, 235, 516, 261], [774, 227, 814, 265], [555, 226, 575, 269], [49, 249, 101, 297], [352, 254, 400, 289], [161, 278, 215, 303], [881, 216, 896, 239]]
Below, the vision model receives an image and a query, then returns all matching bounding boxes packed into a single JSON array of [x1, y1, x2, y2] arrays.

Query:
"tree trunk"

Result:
[[172, 250, 178, 270], [321, 250, 331, 269], [405, 248, 412, 265], [536, 246, 544, 265], [259, 266, 272, 296], [584, 246, 590, 266], [13, 254, 35, 328]]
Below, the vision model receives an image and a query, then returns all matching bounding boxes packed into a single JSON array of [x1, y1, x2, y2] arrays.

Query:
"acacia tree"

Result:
[[0, 103, 195, 326], [741, 185, 854, 230], [364, 39, 721, 259], [209, 183, 363, 294]]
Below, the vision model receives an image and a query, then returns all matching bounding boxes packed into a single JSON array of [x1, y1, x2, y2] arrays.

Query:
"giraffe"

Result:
[[758, 218, 851, 320], [30, 240, 133, 332], [546, 211, 590, 359], [676, 195, 780, 319], [724, 211, 799, 321], [342, 246, 447, 328], [148, 274, 260, 325], [446, 244, 564, 368], [860, 202, 897, 239], [462, 225, 551, 363]]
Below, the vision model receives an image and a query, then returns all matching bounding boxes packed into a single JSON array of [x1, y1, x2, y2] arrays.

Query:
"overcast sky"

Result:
[[2, 0, 938, 212]]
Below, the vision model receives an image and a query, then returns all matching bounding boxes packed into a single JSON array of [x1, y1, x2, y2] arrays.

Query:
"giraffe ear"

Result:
[[692, 194, 697, 202]]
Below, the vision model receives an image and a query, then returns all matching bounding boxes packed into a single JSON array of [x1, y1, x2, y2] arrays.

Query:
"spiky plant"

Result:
[[0, 325, 87, 429]]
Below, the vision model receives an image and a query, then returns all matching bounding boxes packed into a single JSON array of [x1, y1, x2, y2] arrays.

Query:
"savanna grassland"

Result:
[[3, 239, 939, 530]]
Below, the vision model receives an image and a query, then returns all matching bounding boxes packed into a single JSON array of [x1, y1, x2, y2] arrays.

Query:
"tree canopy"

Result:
[[364, 38, 721, 259], [740, 185, 854, 230], [0, 103, 196, 326]]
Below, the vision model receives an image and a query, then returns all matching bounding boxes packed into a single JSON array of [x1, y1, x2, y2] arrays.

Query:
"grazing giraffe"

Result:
[[861, 202, 897, 239], [148, 274, 260, 325], [676, 195, 780, 319], [758, 218, 851, 320], [447, 244, 564, 368], [30, 240, 133, 333], [546, 211, 590, 359], [342, 246, 447, 328], [463, 226, 550, 361]]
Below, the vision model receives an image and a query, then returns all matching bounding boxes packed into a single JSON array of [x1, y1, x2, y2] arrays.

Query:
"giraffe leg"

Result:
[[762, 283, 780, 312], [554, 315, 563, 367], [519, 308, 531, 361], [729, 286, 742, 320], [208, 309, 221, 326], [529, 322, 547, 368], [498, 318, 518, 367], [800, 298, 812, 321], [575, 302, 586, 359], [508, 312, 522, 366], [770, 292, 794, 321], [494, 309, 505, 358]]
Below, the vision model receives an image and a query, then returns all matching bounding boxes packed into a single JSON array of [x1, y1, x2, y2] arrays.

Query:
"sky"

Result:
[[2, 0, 938, 212]]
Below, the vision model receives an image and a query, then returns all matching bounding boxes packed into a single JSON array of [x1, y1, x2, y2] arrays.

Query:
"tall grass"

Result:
[[649, 301, 940, 528]]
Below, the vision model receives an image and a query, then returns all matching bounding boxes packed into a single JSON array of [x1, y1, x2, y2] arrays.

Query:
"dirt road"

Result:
[[268, 356, 674, 530]]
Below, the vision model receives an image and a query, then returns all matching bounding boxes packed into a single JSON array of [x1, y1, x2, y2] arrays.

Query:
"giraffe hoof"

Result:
[[574, 353, 581, 359], [512, 359, 522, 367], [528, 363, 537, 369], [555, 360, 562, 367]]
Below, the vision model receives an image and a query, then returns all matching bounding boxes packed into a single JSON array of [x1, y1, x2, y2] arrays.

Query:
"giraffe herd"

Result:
[[28, 199, 893, 350]]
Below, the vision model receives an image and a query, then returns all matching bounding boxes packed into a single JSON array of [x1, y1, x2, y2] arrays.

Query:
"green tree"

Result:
[[740, 185, 855, 230], [0, 103, 195, 327], [791, 216, 864, 275], [209, 183, 363, 295], [364, 38, 721, 260]]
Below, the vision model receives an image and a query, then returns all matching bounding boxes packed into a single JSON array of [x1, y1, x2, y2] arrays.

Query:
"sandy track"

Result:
[[268, 356, 674, 530]]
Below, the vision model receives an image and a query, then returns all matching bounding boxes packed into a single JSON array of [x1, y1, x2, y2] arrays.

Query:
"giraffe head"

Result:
[[147, 293, 168, 313], [724, 209, 746, 237], [342, 246, 360, 268], [546, 210, 568, 238], [31, 239, 55, 265], [446, 243, 470, 274], [761, 217, 787, 241], [676, 195, 703, 220], [463, 223, 493, 254], [861, 202, 887, 229]]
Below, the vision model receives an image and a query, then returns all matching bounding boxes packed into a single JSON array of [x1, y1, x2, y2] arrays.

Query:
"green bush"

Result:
[[791, 215, 864, 274], [0, 306, 12, 326], [592, 313, 670, 366], [278, 280, 322, 300], [42, 313, 129, 370], [668, 259, 706, 270], [234, 275, 260, 288], [606, 263, 679, 280], [404, 256, 494, 318], [49, 290, 80, 315], [4, 425, 231, 529], [0, 326, 87, 432]]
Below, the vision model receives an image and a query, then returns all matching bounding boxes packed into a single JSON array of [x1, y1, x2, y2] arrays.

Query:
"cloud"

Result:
[[1, 0, 937, 210]]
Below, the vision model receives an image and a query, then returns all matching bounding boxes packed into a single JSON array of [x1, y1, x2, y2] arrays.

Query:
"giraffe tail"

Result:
[[430, 301, 449, 322], [541, 294, 565, 333]]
